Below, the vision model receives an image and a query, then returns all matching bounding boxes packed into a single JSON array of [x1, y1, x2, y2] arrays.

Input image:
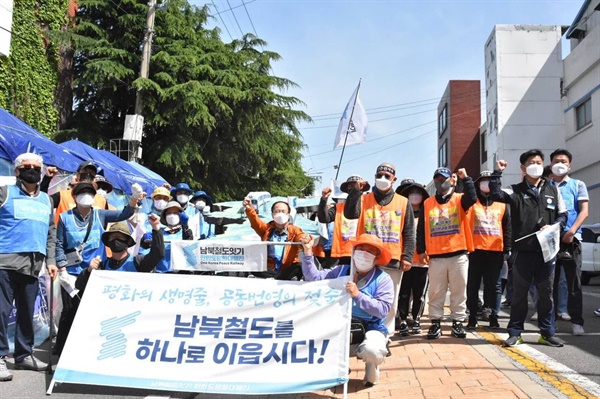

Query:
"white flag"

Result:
[[535, 223, 561, 263], [333, 83, 368, 149]]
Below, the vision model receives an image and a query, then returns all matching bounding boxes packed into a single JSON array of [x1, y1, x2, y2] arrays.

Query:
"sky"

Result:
[[199, 0, 584, 196]]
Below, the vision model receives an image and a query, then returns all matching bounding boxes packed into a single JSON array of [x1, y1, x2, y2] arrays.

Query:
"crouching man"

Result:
[[300, 233, 393, 388]]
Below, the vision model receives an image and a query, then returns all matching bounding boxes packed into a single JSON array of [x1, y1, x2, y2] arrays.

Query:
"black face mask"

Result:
[[18, 168, 41, 184], [108, 239, 129, 253], [435, 180, 452, 194]]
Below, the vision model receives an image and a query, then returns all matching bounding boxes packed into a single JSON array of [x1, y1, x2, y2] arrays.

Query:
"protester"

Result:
[[313, 203, 336, 268], [396, 179, 430, 336], [76, 215, 165, 294], [243, 198, 306, 280], [300, 233, 393, 388], [43, 161, 108, 225], [416, 167, 477, 339], [54, 182, 144, 356], [189, 190, 215, 240], [154, 201, 193, 273], [149, 187, 171, 216], [171, 183, 196, 219], [0, 153, 58, 381], [344, 163, 415, 336], [549, 149, 588, 336], [466, 171, 512, 329], [489, 150, 567, 347], [318, 175, 370, 266], [93, 175, 113, 200]]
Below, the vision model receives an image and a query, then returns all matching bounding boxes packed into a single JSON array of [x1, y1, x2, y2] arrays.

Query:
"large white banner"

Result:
[[170, 240, 268, 272], [52, 271, 351, 395]]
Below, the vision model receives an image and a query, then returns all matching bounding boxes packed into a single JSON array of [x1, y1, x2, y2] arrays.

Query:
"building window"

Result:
[[576, 98, 592, 130], [438, 105, 448, 137], [439, 139, 448, 167]]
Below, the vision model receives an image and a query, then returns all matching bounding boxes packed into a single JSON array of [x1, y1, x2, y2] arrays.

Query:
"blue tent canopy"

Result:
[[60, 140, 165, 195], [0, 109, 86, 172], [127, 161, 168, 188]]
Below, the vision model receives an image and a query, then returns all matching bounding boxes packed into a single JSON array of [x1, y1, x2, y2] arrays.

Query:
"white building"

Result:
[[0, 0, 13, 56], [482, 15, 600, 224], [563, 0, 600, 224], [483, 25, 566, 184]]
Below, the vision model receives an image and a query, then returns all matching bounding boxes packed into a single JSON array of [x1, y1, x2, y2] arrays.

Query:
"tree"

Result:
[[0, 0, 69, 136], [66, 0, 313, 200]]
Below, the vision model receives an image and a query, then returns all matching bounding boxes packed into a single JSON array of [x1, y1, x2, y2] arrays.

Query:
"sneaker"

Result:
[[502, 335, 523, 347], [411, 320, 422, 334], [489, 314, 500, 329], [0, 358, 13, 382], [427, 321, 442, 340], [501, 300, 511, 308], [15, 355, 47, 371], [557, 313, 571, 321], [538, 335, 564, 347], [530, 312, 538, 321], [363, 363, 379, 387], [467, 317, 478, 330], [481, 308, 492, 321], [451, 321, 467, 338], [594, 308, 600, 317], [398, 321, 409, 336], [572, 324, 585, 336]]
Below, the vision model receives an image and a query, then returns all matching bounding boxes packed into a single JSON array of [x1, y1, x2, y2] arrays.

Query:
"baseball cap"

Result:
[[72, 182, 97, 196], [475, 170, 493, 182], [77, 161, 97, 174], [433, 167, 452, 179]]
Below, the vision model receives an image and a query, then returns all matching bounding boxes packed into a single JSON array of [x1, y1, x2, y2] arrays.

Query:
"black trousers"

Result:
[[55, 285, 81, 356], [397, 267, 429, 321], [467, 250, 503, 318], [553, 238, 584, 326]]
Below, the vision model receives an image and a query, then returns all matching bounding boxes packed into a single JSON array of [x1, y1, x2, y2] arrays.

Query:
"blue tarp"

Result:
[[0, 109, 86, 172], [61, 140, 166, 195]]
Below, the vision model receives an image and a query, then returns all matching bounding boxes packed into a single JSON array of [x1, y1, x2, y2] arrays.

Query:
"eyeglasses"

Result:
[[19, 165, 42, 171], [376, 173, 393, 180]]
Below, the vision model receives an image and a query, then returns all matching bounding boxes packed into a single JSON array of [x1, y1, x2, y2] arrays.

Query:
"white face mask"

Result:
[[273, 213, 289, 225], [353, 249, 377, 273], [551, 163, 569, 177], [408, 193, 423, 205], [525, 164, 544, 178], [479, 181, 490, 193], [375, 177, 392, 191], [96, 189, 107, 198], [166, 214, 180, 226], [154, 199, 167, 211], [195, 200, 206, 210], [76, 193, 94, 207], [177, 194, 189, 204]]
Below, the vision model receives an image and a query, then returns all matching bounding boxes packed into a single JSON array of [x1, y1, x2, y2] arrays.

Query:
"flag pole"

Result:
[[334, 79, 362, 180]]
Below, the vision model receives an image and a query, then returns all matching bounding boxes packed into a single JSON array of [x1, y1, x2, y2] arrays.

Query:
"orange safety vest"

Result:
[[423, 193, 471, 256], [55, 189, 107, 226], [357, 192, 408, 261], [331, 202, 359, 258], [469, 200, 506, 252]]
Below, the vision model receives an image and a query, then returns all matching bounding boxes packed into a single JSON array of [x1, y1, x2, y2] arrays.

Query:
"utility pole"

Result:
[[116, 0, 157, 162], [135, 0, 157, 115]]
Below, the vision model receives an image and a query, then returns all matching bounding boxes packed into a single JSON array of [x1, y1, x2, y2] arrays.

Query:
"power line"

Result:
[[241, 0, 259, 37], [211, 0, 234, 41], [310, 88, 486, 120], [226, 0, 245, 36]]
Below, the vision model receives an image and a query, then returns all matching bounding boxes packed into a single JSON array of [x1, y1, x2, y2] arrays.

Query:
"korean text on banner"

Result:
[[333, 83, 368, 150], [536, 223, 561, 263], [170, 240, 267, 272], [52, 271, 352, 395]]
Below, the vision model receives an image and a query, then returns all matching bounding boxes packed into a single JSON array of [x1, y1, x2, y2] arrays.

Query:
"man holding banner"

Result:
[[489, 150, 567, 348], [300, 233, 393, 388]]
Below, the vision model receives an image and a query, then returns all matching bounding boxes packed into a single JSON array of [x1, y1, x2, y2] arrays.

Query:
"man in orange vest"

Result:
[[43, 161, 108, 225], [318, 175, 371, 266], [466, 171, 512, 329], [344, 163, 415, 336], [417, 167, 477, 340]]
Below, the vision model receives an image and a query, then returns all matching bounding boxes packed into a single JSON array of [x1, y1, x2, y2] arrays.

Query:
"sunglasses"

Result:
[[78, 172, 95, 182], [19, 165, 42, 171], [375, 173, 393, 180]]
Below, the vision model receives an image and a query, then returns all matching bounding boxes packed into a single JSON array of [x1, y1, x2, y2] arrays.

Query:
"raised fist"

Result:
[[497, 160, 508, 172], [321, 187, 332, 200]]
